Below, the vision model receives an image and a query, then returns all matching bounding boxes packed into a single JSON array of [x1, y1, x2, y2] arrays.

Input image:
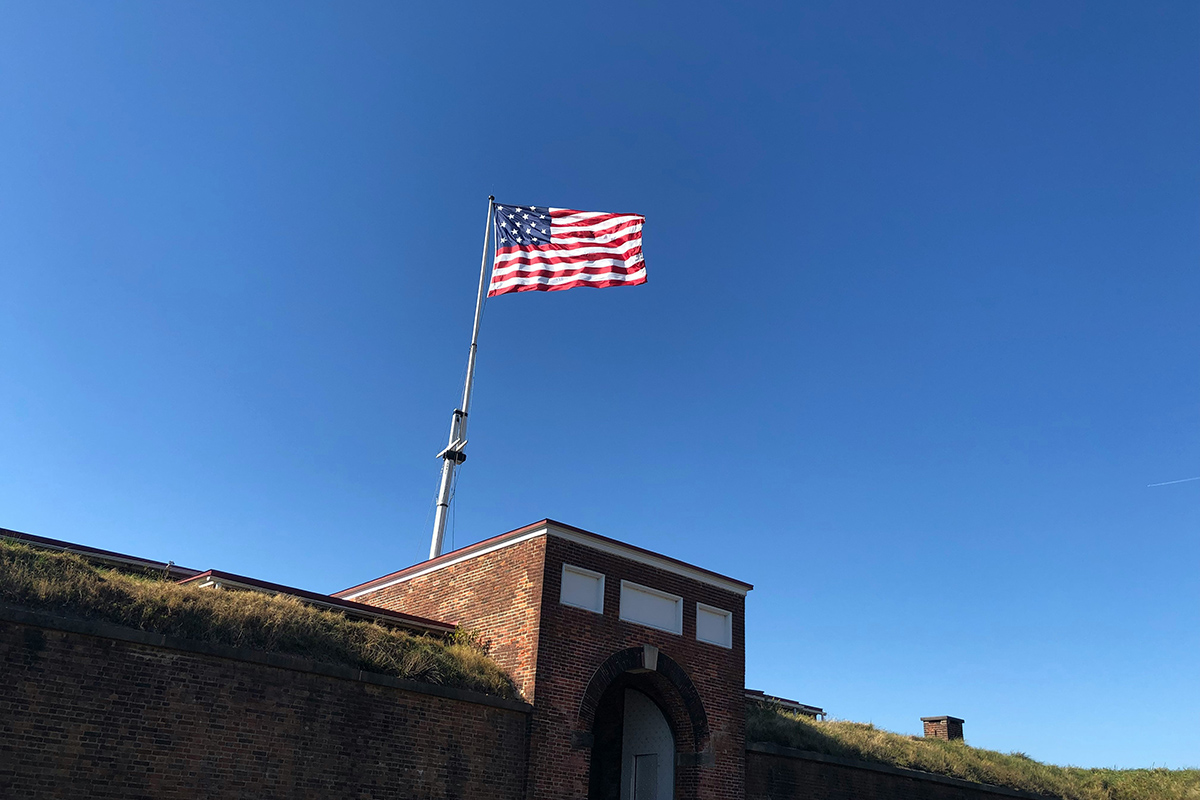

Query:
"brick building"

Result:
[[335, 519, 753, 800]]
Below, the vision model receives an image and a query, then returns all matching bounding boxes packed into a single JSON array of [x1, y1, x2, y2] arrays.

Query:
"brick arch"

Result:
[[577, 645, 710, 749]]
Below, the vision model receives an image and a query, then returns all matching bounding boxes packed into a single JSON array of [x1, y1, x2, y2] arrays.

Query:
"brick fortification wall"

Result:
[[353, 536, 546, 701], [746, 744, 1049, 800], [0, 606, 531, 800]]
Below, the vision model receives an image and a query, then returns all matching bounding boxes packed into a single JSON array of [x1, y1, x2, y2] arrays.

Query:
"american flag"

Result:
[[489, 203, 647, 297]]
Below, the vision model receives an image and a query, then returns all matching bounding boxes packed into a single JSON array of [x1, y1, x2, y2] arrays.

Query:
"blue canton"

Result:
[[494, 203, 551, 248]]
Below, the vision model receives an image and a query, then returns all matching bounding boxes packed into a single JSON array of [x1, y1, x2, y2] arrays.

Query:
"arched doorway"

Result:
[[588, 675, 677, 800], [583, 646, 709, 800]]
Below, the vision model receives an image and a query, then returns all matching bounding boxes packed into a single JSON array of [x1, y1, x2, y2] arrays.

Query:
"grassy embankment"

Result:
[[747, 701, 1199, 800], [0, 538, 516, 699]]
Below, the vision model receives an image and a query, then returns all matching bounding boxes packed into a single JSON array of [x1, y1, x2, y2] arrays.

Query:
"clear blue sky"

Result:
[[2, 1, 1196, 770]]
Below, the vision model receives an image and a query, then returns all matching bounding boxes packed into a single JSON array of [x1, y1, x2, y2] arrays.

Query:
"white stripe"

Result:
[[549, 209, 616, 224], [492, 254, 644, 279], [552, 215, 642, 233], [494, 239, 641, 264], [491, 267, 647, 291]]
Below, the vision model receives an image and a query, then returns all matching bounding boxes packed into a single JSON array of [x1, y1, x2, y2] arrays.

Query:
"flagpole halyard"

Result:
[[429, 196, 494, 560]]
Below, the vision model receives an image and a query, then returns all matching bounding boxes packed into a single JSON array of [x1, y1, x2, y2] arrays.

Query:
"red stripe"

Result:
[[491, 263, 644, 283], [497, 235, 641, 258], [550, 210, 642, 228], [551, 219, 643, 239], [497, 239, 642, 256], [497, 230, 641, 257], [550, 228, 643, 248], [488, 273, 647, 297], [495, 249, 643, 269], [550, 208, 642, 220]]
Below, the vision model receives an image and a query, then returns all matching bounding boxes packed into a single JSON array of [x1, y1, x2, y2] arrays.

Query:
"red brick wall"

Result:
[[922, 718, 964, 742], [531, 535, 748, 800], [0, 612, 530, 800], [747, 746, 1047, 800], [351, 536, 547, 701]]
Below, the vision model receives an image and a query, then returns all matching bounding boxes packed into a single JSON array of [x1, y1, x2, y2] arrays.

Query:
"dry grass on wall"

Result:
[[747, 702, 1200, 800], [0, 538, 516, 699]]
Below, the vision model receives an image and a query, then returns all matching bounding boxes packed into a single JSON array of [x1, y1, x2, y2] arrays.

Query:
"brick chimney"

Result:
[[921, 716, 964, 741]]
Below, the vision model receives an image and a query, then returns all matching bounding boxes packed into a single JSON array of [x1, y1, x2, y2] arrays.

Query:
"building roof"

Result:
[[178, 569, 455, 634], [1, 526, 455, 636], [745, 689, 825, 719], [336, 518, 754, 601], [0, 527, 202, 580]]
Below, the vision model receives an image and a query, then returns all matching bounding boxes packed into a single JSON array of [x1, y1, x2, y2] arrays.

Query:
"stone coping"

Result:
[[746, 741, 1057, 800], [0, 602, 533, 714]]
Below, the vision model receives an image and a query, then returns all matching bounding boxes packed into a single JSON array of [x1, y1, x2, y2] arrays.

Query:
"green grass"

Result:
[[747, 702, 1199, 800], [0, 538, 517, 699]]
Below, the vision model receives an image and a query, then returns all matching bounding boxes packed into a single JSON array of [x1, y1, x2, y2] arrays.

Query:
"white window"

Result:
[[560, 564, 605, 614], [619, 580, 683, 635], [695, 602, 733, 648]]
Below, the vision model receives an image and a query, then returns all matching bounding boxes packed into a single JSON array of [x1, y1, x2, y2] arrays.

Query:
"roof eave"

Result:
[[336, 519, 753, 600], [179, 569, 455, 634]]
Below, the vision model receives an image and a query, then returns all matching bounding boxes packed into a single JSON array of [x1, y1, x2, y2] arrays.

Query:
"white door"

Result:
[[620, 689, 674, 800]]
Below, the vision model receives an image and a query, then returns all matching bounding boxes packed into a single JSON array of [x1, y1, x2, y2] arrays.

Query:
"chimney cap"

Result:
[[921, 715, 965, 723]]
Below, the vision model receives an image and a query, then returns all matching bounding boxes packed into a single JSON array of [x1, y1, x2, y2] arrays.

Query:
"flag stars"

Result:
[[495, 203, 551, 247]]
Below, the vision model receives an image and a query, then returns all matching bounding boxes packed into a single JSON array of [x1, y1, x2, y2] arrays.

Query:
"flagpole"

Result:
[[429, 196, 495, 560]]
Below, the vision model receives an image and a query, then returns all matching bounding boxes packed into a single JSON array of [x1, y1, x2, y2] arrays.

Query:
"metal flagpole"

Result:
[[429, 196, 495, 560]]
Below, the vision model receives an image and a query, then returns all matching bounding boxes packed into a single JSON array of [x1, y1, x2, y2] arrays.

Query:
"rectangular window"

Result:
[[696, 602, 733, 648], [619, 580, 683, 635], [560, 564, 605, 614]]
